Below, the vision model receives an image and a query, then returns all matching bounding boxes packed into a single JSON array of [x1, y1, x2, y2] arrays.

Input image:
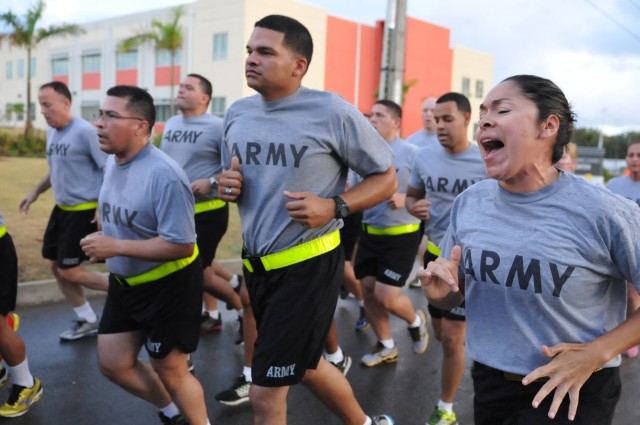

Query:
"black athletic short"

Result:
[[0, 232, 18, 315], [339, 212, 362, 261], [195, 204, 229, 268], [42, 206, 97, 268], [245, 247, 343, 387], [472, 361, 620, 425], [424, 250, 465, 321], [354, 229, 421, 287], [99, 258, 203, 359]]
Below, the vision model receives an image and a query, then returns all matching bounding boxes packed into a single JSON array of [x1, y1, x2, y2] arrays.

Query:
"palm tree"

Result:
[[0, 0, 84, 136], [119, 7, 185, 116]]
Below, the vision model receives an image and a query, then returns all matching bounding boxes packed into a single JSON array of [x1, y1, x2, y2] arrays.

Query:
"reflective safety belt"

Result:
[[427, 240, 441, 256], [0, 226, 6, 239], [113, 245, 199, 287], [58, 201, 98, 212], [362, 223, 420, 236], [243, 231, 341, 274], [194, 199, 226, 214]]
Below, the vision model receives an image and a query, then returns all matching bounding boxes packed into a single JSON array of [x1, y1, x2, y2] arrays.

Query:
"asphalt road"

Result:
[[3, 287, 640, 424]]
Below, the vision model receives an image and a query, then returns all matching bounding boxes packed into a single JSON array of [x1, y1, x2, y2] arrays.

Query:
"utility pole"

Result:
[[378, 0, 407, 104]]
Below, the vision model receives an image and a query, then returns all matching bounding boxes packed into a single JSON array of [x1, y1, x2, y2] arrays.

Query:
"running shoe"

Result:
[[327, 355, 352, 376], [199, 312, 222, 335], [427, 406, 458, 425], [6, 313, 20, 331], [215, 374, 251, 406], [158, 412, 188, 424], [373, 414, 396, 424], [59, 318, 99, 341], [355, 307, 370, 332], [409, 276, 422, 288], [361, 342, 398, 367], [408, 309, 429, 354], [0, 366, 7, 389], [0, 378, 43, 418]]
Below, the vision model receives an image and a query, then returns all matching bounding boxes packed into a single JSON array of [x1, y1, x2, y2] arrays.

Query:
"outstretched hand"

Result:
[[523, 342, 604, 421]]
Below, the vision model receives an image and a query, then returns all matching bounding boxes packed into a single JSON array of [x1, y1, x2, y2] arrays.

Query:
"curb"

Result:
[[16, 258, 243, 308]]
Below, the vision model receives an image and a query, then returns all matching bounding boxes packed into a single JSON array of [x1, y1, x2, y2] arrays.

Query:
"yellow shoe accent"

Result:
[[0, 378, 43, 417]]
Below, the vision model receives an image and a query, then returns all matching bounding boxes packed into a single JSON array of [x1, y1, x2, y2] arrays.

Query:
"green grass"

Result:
[[0, 156, 243, 282]]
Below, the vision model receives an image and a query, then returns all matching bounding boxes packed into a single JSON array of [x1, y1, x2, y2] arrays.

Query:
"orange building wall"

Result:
[[116, 69, 138, 86], [325, 16, 358, 105], [155, 66, 181, 86], [52, 75, 69, 86], [402, 17, 452, 137], [82, 72, 100, 90], [324, 16, 453, 137]]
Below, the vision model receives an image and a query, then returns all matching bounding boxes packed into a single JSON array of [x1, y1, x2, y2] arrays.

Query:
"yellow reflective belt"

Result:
[[243, 231, 341, 273], [194, 199, 226, 214], [58, 201, 98, 212], [116, 245, 199, 287], [0, 226, 6, 239], [362, 223, 421, 236], [427, 240, 441, 256]]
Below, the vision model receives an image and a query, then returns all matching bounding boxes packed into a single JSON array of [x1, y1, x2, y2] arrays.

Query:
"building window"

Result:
[[156, 49, 181, 67], [116, 51, 137, 70], [17, 59, 25, 78], [154, 101, 172, 122], [461, 77, 471, 97], [82, 54, 101, 73], [475, 80, 484, 99], [52, 58, 69, 76], [5, 61, 12, 79], [14, 103, 24, 121], [31, 58, 37, 78], [213, 32, 228, 60], [5, 103, 13, 120], [211, 97, 226, 117], [81, 102, 100, 122]]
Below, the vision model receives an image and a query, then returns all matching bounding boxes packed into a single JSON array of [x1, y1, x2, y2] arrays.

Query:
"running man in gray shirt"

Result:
[[19, 81, 108, 341], [80, 86, 209, 425], [218, 14, 396, 425], [406, 92, 487, 425], [606, 142, 640, 358]]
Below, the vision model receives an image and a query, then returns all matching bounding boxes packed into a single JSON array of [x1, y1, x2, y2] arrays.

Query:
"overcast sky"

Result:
[[2, 0, 639, 135]]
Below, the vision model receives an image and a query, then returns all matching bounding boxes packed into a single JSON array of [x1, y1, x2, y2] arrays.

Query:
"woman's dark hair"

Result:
[[503, 75, 577, 163]]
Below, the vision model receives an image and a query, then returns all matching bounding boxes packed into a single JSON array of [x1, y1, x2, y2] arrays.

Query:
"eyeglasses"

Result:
[[93, 110, 144, 122]]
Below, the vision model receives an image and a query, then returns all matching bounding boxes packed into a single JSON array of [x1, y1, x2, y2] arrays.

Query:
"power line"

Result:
[[582, 0, 640, 43]]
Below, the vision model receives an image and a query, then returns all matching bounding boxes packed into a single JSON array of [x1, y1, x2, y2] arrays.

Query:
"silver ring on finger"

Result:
[[224, 187, 233, 196]]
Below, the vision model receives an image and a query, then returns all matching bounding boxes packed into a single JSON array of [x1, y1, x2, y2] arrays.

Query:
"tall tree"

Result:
[[0, 0, 83, 136], [119, 7, 184, 116]]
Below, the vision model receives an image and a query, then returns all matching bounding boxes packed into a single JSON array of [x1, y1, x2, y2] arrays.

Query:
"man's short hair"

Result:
[[40, 81, 72, 102], [375, 99, 403, 119], [255, 15, 313, 65], [436, 92, 471, 114], [106, 85, 156, 134], [187, 73, 213, 105]]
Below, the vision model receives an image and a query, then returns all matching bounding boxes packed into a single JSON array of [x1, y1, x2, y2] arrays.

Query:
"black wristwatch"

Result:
[[209, 176, 219, 191], [332, 196, 350, 219]]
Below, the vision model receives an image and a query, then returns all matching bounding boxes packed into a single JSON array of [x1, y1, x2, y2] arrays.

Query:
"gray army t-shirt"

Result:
[[222, 86, 393, 256], [160, 113, 223, 203], [439, 172, 640, 374], [47, 117, 107, 206], [99, 144, 196, 277], [606, 175, 640, 207]]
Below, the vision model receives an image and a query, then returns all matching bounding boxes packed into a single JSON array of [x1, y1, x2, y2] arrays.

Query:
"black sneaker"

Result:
[[158, 412, 188, 424], [215, 375, 251, 406], [199, 312, 222, 335]]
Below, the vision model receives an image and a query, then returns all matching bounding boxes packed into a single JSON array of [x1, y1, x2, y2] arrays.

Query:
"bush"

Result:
[[0, 128, 47, 157]]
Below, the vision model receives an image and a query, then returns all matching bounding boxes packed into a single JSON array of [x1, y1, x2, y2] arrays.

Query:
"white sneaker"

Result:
[[59, 318, 99, 341]]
